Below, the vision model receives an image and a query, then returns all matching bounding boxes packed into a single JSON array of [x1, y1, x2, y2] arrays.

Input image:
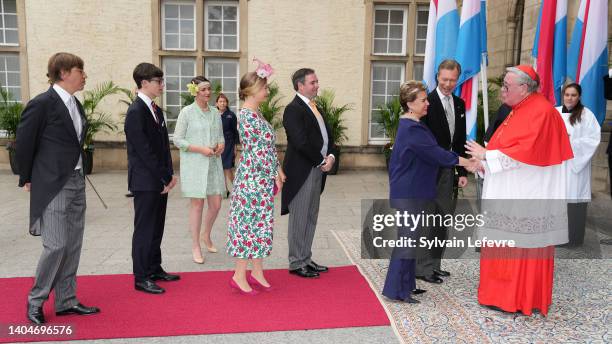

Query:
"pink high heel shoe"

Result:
[[248, 274, 273, 292], [229, 278, 259, 296]]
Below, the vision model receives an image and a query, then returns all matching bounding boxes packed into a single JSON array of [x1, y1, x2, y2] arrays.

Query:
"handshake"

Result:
[[465, 157, 484, 173], [463, 140, 486, 173]]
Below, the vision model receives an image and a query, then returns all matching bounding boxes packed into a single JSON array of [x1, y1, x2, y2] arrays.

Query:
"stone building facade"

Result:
[[0, 0, 611, 172]]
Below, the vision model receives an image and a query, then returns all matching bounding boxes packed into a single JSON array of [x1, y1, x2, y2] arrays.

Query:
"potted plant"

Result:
[[315, 89, 351, 175], [81, 81, 125, 174], [0, 89, 24, 174], [378, 97, 402, 170], [258, 81, 284, 130]]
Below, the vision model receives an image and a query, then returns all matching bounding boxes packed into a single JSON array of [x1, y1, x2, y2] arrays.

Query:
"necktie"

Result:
[[308, 99, 322, 119], [443, 95, 455, 141], [67, 96, 82, 139], [151, 101, 160, 124], [67, 96, 83, 170]]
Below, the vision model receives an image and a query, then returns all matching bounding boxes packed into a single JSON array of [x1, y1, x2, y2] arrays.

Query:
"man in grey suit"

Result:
[[281, 68, 337, 278], [17, 52, 100, 324]]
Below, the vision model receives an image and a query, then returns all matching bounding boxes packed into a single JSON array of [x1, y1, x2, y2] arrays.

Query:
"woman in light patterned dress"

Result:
[[173, 76, 225, 264], [227, 67, 285, 295]]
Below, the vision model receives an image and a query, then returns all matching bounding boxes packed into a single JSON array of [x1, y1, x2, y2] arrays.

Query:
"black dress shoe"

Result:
[[150, 271, 180, 282], [402, 296, 420, 304], [27, 303, 45, 324], [433, 269, 451, 277], [289, 266, 319, 278], [416, 275, 443, 284], [56, 303, 100, 316], [307, 261, 328, 273], [412, 288, 427, 295], [135, 279, 165, 294]]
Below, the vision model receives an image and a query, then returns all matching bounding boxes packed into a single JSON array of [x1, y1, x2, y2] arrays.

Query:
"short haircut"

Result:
[[239, 72, 267, 100], [291, 68, 315, 91], [47, 52, 84, 84], [506, 67, 539, 93], [133, 63, 163, 89], [437, 59, 461, 76], [399, 80, 427, 113]]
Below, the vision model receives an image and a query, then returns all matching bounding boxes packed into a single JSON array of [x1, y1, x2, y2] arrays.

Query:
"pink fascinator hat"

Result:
[[253, 57, 274, 79]]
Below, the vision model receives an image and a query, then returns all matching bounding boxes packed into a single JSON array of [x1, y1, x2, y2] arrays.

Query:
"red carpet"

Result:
[[0, 266, 389, 342]]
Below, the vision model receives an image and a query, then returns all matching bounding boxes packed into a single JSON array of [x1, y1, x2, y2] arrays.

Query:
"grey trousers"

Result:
[[416, 168, 456, 276], [288, 168, 323, 270], [28, 171, 86, 311]]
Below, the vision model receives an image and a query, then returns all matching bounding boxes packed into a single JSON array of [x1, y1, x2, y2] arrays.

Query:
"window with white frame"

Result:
[[373, 5, 407, 55], [162, 57, 195, 132], [0, 0, 17, 46], [162, 0, 196, 50], [369, 62, 404, 141], [0, 53, 20, 101], [415, 5, 428, 55], [205, 58, 239, 112], [413, 62, 424, 81], [205, 1, 239, 51]]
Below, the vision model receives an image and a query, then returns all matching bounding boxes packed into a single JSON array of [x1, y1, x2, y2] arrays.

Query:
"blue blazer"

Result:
[[124, 96, 173, 192]]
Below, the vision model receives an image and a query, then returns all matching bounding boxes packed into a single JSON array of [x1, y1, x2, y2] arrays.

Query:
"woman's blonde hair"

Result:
[[399, 80, 427, 112], [239, 72, 267, 100]]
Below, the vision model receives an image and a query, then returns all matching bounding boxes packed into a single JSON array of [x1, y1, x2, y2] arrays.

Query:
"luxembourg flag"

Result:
[[531, 0, 566, 106], [567, 0, 609, 124], [422, 0, 459, 92], [455, 0, 486, 140]]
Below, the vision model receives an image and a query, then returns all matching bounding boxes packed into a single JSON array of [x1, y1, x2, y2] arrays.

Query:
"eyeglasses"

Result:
[[149, 78, 165, 85], [501, 82, 524, 91]]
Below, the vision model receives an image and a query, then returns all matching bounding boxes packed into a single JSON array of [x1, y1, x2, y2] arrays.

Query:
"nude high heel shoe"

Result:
[[192, 248, 204, 264]]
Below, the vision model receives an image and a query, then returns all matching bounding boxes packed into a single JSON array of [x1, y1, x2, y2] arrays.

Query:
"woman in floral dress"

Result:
[[227, 63, 285, 295]]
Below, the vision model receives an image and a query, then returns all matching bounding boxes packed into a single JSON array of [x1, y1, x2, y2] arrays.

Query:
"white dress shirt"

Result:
[[52, 84, 83, 170]]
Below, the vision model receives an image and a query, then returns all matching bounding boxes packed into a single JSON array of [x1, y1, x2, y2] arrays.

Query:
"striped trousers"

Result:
[[288, 167, 323, 270], [28, 171, 86, 311]]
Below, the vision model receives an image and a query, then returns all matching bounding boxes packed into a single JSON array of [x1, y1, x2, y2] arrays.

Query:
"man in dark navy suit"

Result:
[[124, 63, 179, 294]]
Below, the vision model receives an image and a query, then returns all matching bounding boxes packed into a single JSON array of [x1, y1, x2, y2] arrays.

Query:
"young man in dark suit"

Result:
[[419, 59, 468, 284], [282, 68, 336, 278], [17, 52, 100, 324], [124, 63, 179, 294]]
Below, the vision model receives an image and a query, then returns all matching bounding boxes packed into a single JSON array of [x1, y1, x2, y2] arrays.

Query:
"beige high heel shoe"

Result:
[[192, 248, 205, 264], [202, 239, 218, 253]]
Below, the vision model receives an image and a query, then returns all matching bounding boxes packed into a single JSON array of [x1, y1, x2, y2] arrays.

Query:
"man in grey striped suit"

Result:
[[16, 52, 100, 324], [281, 68, 337, 278]]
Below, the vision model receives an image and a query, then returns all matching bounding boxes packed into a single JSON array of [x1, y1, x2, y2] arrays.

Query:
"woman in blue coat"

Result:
[[383, 81, 476, 303]]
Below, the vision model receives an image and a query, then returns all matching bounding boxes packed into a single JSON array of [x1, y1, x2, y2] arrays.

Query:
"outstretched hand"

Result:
[[465, 140, 486, 160]]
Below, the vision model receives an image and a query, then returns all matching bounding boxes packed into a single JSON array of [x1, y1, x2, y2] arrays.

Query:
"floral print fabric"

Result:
[[226, 108, 278, 259]]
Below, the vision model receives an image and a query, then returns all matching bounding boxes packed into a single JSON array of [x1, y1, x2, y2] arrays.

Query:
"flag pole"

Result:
[[480, 53, 489, 133]]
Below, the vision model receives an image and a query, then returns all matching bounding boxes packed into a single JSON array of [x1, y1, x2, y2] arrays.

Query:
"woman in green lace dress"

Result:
[[173, 76, 225, 264], [227, 68, 286, 295]]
